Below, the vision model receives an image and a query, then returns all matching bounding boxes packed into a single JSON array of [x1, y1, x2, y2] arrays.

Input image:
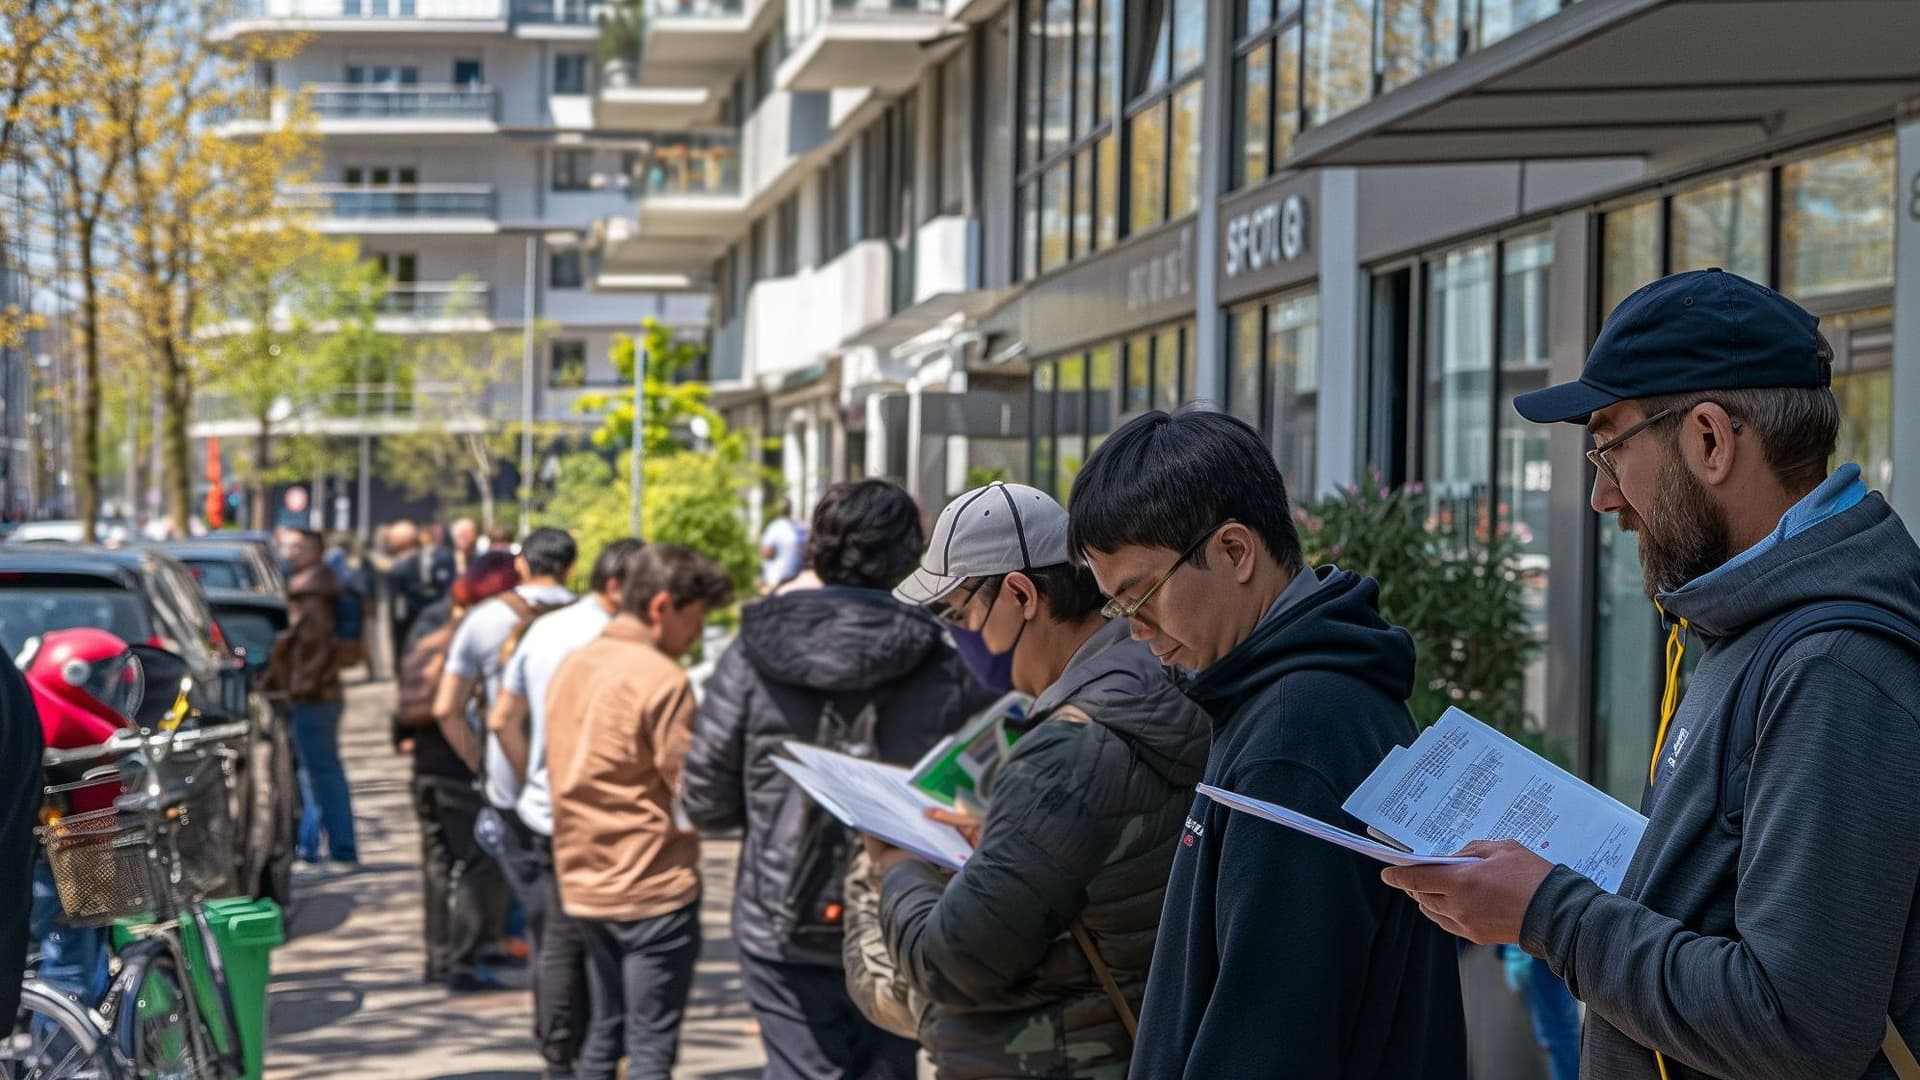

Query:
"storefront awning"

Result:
[[842, 287, 1021, 353], [1287, 0, 1920, 170]]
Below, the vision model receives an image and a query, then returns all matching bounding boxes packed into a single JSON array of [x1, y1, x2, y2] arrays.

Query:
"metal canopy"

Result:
[[1287, 0, 1920, 170]]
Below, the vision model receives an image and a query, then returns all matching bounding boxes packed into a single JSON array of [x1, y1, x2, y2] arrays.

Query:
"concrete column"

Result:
[[1544, 209, 1598, 775], [1189, 0, 1234, 403], [1312, 168, 1360, 498], [1891, 115, 1920, 533]]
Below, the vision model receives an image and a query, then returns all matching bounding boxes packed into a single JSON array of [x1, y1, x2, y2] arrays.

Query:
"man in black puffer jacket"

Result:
[[874, 483, 1211, 1080], [686, 479, 986, 1080]]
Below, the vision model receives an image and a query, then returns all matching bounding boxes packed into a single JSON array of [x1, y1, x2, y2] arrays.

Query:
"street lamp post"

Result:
[[629, 330, 645, 537], [519, 234, 536, 540]]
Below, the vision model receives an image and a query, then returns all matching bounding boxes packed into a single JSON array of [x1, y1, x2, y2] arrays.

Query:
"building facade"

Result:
[[203, 0, 710, 528], [592, 0, 1920, 809]]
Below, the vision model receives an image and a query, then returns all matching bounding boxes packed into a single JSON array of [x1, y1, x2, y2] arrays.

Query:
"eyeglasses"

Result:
[[1586, 408, 1674, 489], [1585, 405, 1745, 489], [932, 576, 1002, 626], [1100, 522, 1227, 623]]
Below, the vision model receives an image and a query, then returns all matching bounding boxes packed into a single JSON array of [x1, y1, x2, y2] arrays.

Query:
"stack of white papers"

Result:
[[774, 741, 974, 871], [1203, 707, 1648, 892]]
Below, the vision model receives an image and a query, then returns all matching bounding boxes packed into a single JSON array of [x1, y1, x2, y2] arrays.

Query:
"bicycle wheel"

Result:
[[112, 952, 211, 1080], [3, 982, 114, 1079]]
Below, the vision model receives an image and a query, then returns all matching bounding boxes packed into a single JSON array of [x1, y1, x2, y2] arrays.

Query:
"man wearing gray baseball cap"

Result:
[[866, 482, 1210, 1078]]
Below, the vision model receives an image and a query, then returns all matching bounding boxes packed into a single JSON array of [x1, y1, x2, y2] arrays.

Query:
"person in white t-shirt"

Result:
[[486, 538, 643, 1076], [759, 499, 807, 592]]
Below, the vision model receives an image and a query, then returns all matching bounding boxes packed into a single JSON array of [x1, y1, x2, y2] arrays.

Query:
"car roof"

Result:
[[153, 540, 256, 559], [201, 586, 287, 612], [0, 546, 147, 587]]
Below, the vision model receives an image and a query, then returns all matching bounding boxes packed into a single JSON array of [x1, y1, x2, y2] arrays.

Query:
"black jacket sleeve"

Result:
[[1, 652, 43, 1023], [878, 723, 1121, 1006], [685, 640, 752, 831]]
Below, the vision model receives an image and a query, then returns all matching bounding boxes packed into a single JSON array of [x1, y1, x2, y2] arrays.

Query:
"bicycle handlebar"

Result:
[[42, 721, 252, 769]]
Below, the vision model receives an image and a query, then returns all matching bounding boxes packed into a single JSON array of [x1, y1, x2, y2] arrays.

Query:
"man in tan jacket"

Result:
[[545, 544, 733, 1080]]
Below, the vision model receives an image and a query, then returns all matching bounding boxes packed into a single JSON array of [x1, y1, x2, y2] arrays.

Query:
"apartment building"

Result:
[[202, 0, 710, 525]]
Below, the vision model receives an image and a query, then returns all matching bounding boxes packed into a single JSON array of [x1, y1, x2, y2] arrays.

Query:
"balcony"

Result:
[[309, 84, 498, 124], [1285, 0, 1920, 171], [378, 282, 493, 321], [779, 0, 955, 93], [639, 0, 769, 75], [212, 0, 509, 38], [188, 382, 497, 441], [510, 0, 598, 22], [596, 61, 723, 128], [286, 184, 498, 233]]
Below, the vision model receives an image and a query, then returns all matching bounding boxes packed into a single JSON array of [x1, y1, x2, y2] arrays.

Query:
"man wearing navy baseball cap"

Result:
[[1384, 269, 1920, 1079]]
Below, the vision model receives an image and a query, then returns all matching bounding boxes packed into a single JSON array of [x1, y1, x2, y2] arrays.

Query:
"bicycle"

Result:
[[6, 720, 255, 1080]]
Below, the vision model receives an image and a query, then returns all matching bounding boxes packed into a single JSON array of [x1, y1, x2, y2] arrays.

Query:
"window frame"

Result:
[[553, 52, 589, 96], [548, 248, 584, 289], [1016, 0, 1116, 279], [548, 339, 588, 389], [551, 148, 593, 191]]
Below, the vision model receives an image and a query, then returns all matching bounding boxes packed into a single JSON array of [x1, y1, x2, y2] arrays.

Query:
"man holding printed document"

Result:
[[1384, 270, 1920, 1079]]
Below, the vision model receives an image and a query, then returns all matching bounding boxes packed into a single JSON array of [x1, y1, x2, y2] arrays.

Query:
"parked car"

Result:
[[5, 519, 136, 546], [202, 585, 298, 904], [0, 547, 299, 904], [154, 539, 287, 596]]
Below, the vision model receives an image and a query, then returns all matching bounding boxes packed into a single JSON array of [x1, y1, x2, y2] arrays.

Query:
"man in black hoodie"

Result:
[[1070, 409, 1467, 1080], [684, 479, 984, 1080]]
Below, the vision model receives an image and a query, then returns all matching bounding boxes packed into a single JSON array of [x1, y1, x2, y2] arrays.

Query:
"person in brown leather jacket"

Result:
[[271, 528, 358, 871]]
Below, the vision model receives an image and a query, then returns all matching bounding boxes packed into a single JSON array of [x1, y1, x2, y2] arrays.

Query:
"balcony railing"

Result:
[[286, 184, 498, 219], [648, 0, 743, 17], [632, 133, 741, 196], [379, 282, 493, 317], [309, 83, 498, 120], [193, 382, 503, 427], [786, 0, 939, 48], [510, 0, 598, 22], [228, 0, 507, 18]]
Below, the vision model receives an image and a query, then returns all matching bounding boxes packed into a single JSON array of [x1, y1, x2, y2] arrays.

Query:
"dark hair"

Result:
[[589, 538, 646, 594], [620, 544, 735, 619], [520, 527, 578, 580], [1021, 563, 1106, 623], [292, 528, 323, 549], [807, 479, 926, 589], [1641, 340, 1840, 495], [1069, 408, 1304, 574]]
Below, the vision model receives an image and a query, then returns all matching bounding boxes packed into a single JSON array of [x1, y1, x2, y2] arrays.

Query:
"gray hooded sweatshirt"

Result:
[[1521, 469, 1920, 1080]]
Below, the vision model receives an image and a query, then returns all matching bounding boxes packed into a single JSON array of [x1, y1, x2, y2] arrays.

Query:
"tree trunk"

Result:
[[252, 418, 272, 530], [162, 347, 191, 536], [75, 228, 101, 544]]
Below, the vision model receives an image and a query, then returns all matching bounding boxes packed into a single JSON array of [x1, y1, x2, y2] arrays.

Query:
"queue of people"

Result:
[[10, 266, 1899, 1080]]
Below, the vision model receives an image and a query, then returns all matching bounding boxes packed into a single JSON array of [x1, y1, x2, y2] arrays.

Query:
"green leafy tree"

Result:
[[539, 317, 764, 599], [1295, 470, 1544, 751]]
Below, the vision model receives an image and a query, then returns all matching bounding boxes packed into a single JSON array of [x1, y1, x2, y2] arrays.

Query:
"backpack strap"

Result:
[[1720, 601, 1920, 833], [1070, 918, 1137, 1045], [1716, 600, 1920, 1079]]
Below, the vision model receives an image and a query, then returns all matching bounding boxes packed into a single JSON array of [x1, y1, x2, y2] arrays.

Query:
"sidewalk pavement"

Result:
[[265, 679, 766, 1079]]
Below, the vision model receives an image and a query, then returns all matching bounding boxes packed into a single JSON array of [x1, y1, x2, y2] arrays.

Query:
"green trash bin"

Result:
[[116, 897, 284, 1080]]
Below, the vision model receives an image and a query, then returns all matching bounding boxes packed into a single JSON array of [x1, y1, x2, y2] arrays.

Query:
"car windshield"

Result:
[[183, 558, 250, 591], [0, 587, 150, 657], [216, 611, 279, 669]]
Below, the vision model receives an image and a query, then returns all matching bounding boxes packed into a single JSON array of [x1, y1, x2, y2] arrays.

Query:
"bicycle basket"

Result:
[[171, 765, 236, 900], [40, 809, 156, 927]]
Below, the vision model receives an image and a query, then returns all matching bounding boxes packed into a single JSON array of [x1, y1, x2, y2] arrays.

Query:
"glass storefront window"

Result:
[[1825, 308, 1896, 495], [1124, 335, 1152, 414], [1089, 345, 1117, 454], [1074, 0, 1098, 138], [1475, 0, 1560, 50], [1130, 103, 1167, 231], [1072, 149, 1095, 258], [1602, 199, 1661, 315], [1041, 164, 1070, 271], [1153, 327, 1183, 412], [1781, 136, 1895, 300], [1020, 183, 1040, 281], [1424, 244, 1495, 544], [1169, 82, 1203, 219], [1498, 234, 1554, 728], [1379, 0, 1459, 93], [1670, 172, 1770, 283], [1304, 0, 1373, 126], [1096, 134, 1119, 248], [1228, 304, 1264, 426], [1041, 0, 1073, 161], [1056, 353, 1088, 503], [1270, 289, 1320, 497], [1032, 361, 1056, 496], [1235, 42, 1273, 190], [1594, 523, 1658, 806], [1173, 0, 1206, 76]]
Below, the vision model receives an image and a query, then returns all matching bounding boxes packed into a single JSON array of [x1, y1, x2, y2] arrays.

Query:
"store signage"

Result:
[[1126, 224, 1195, 315], [1011, 222, 1201, 356], [1224, 193, 1309, 278], [1217, 174, 1318, 305]]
